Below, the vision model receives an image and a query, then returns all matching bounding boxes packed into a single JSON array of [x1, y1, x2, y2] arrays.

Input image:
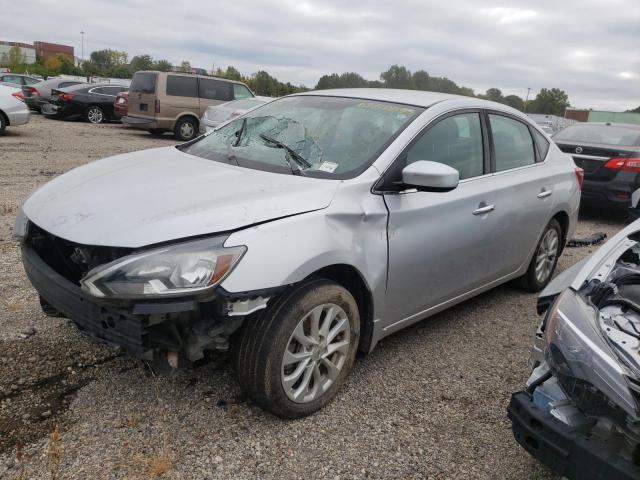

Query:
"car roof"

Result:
[[136, 70, 249, 86], [292, 88, 475, 108]]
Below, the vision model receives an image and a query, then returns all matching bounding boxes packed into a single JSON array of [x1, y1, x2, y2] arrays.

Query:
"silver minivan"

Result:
[[17, 89, 581, 418]]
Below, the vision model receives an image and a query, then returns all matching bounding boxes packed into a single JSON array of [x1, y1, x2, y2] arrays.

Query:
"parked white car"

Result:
[[199, 97, 272, 134], [0, 83, 30, 134]]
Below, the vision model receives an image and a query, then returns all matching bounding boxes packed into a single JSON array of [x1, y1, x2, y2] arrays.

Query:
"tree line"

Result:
[[2, 46, 579, 115]]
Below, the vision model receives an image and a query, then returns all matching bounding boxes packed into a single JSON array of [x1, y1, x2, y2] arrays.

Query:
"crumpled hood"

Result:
[[23, 147, 338, 248]]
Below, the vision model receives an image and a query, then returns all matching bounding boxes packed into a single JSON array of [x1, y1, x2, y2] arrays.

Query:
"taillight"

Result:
[[604, 157, 640, 173], [61, 93, 75, 101], [154, 99, 160, 114], [575, 167, 584, 191], [11, 91, 24, 101], [28, 86, 39, 96]]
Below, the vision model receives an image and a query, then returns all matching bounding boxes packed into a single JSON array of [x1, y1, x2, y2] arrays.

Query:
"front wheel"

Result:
[[85, 106, 105, 124], [234, 279, 360, 418], [515, 219, 562, 292]]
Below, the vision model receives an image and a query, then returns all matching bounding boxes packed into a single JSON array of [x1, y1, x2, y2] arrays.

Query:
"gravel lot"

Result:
[[0, 115, 628, 479]]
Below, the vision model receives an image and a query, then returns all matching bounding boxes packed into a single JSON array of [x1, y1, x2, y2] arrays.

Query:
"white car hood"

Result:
[[23, 146, 339, 248]]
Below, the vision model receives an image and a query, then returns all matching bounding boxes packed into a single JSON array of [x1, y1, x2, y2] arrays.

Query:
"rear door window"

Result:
[[233, 84, 253, 99], [167, 75, 198, 97], [24, 77, 39, 85], [130, 72, 157, 94], [489, 114, 536, 172], [198, 78, 232, 101]]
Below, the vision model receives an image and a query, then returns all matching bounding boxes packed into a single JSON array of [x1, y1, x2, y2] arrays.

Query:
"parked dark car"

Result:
[[22, 78, 86, 112], [0, 73, 40, 87], [553, 123, 640, 214], [42, 83, 128, 123], [114, 90, 128, 118]]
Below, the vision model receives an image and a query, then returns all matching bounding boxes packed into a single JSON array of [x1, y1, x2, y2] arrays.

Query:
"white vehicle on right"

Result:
[[199, 97, 272, 134], [0, 83, 30, 134]]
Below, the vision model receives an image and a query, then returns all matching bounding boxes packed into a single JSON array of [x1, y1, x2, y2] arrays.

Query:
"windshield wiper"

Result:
[[259, 133, 311, 176], [233, 117, 247, 147]]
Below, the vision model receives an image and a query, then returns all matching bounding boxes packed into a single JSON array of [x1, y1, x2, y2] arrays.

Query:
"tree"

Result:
[[1, 45, 27, 70], [129, 54, 154, 74], [152, 59, 172, 72], [627, 106, 640, 113], [178, 61, 191, 73], [380, 65, 415, 89], [83, 49, 129, 77], [223, 66, 242, 81], [484, 88, 504, 103], [528, 88, 570, 115], [412, 70, 431, 90], [503, 94, 525, 111]]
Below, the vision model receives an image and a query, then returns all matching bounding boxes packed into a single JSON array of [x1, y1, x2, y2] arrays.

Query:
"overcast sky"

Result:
[[2, 0, 639, 110]]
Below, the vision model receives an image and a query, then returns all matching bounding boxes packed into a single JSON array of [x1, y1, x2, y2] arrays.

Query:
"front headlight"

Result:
[[545, 290, 639, 417], [81, 237, 246, 299]]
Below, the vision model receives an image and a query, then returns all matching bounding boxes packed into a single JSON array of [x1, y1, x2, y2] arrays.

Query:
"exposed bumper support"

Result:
[[508, 391, 640, 480]]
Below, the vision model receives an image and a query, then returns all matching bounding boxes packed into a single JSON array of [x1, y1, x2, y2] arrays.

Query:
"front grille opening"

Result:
[[27, 222, 133, 285]]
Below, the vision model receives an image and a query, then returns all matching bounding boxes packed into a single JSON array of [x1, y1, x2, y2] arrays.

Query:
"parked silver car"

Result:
[[22, 77, 86, 112], [199, 97, 271, 134], [16, 89, 581, 417], [509, 220, 640, 478], [0, 84, 30, 133]]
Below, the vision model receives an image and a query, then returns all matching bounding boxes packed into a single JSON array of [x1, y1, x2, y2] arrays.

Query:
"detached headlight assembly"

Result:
[[81, 237, 246, 299], [545, 290, 639, 417]]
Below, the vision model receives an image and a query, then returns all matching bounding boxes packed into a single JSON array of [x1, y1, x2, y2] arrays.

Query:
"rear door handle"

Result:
[[537, 189, 552, 199], [472, 204, 495, 215]]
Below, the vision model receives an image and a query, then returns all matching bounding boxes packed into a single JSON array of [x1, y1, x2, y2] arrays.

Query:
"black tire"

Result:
[[0, 112, 6, 134], [515, 219, 562, 292], [174, 117, 198, 141], [85, 106, 105, 124], [148, 129, 165, 136], [234, 279, 360, 418]]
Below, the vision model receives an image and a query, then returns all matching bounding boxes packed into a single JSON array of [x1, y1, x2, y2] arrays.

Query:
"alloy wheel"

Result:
[[87, 108, 103, 124], [180, 121, 194, 139], [281, 303, 351, 404], [535, 228, 559, 284]]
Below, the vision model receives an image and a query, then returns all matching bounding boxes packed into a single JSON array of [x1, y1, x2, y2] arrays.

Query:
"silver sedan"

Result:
[[0, 84, 30, 133], [17, 89, 581, 417]]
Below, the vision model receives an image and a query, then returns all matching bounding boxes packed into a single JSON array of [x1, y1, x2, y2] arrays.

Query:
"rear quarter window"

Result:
[[130, 72, 157, 94], [167, 75, 198, 98], [531, 128, 550, 160], [198, 78, 232, 101]]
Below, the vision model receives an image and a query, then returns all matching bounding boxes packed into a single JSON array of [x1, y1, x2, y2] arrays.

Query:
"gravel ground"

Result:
[[0, 115, 628, 479]]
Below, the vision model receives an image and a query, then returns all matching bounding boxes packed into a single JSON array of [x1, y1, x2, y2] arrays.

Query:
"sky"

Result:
[[2, 0, 639, 111]]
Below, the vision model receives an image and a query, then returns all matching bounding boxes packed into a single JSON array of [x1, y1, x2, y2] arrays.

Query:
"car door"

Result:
[[165, 74, 199, 120], [198, 77, 233, 114], [382, 110, 503, 328], [484, 112, 554, 276]]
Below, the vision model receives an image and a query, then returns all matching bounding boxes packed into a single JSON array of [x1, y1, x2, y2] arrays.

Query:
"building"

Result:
[[0, 41, 37, 64], [0, 40, 74, 65], [34, 41, 74, 61], [565, 108, 640, 126]]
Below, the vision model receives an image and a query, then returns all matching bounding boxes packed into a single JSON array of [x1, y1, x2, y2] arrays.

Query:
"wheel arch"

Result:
[[0, 108, 9, 126], [551, 210, 570, 253], [304, 263, 375, 355], [175, 112, 200, 127]]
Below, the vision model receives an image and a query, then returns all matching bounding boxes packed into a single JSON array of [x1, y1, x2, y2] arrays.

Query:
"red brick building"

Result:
[[33, 41, 74, 61]]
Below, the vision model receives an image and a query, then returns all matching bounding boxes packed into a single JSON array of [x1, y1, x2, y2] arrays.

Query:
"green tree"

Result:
[[223, 66, 242, 81], [129, 54, 154, 74], [483, 88, 504, 103], [411, 70, 431, 90], [178, 61, 191, 73], [83, 49, 129, 77], [1, 45, 27, 70], [528, 88, 570, 115], [503, 94, 525, 111], [627, 106, 640, 113], [380, 65, 415, 89], [152, 59, 172, 72]]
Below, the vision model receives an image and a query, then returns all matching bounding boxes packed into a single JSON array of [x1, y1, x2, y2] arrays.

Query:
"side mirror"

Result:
[[401, 160, 459, 192]]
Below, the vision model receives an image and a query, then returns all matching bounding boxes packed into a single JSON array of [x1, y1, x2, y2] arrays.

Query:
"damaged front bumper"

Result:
[[22, 242, 272, 364], [508, 390, 640, 480]]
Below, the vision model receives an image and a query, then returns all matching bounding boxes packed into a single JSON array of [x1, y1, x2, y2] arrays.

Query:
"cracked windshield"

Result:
[[183, 95, 422, 177]]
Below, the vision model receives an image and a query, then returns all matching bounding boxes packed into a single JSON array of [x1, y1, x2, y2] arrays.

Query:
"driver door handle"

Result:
[[472, 204, 495, 215]]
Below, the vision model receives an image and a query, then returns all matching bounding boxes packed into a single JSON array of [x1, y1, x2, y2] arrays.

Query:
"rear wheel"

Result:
[[515, 219, 562, 292], [174, 117, 198, 141], [85, 106, 105, 124], [0, 112, 6, 133], [234, 279, 359, 418], [148, 129, 164, 136]]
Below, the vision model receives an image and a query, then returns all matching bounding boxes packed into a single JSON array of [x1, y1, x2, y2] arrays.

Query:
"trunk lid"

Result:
[[556, 141, 640, 181]]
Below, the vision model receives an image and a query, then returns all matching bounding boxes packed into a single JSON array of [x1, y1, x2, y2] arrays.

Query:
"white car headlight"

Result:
[[545, 290, 639, 417], [81, 237, 246, 299]]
